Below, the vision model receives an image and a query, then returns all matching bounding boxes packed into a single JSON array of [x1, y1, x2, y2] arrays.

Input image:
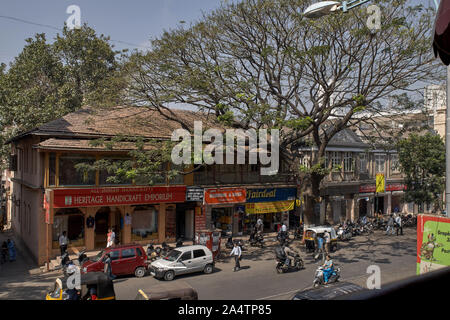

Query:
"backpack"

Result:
[[275, 246, 286, 260]]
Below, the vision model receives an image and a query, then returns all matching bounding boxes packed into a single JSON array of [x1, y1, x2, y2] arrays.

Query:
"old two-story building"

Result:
[[298, 127, 415, 225], [5, 106, 298, 265]]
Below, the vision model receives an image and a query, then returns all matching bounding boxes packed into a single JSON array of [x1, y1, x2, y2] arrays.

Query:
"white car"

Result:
[[149, 245, 214, 281]]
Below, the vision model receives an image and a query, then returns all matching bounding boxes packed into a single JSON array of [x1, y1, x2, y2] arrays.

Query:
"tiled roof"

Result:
[[9, 105, 223, 142], [35, 138, 158, 152]]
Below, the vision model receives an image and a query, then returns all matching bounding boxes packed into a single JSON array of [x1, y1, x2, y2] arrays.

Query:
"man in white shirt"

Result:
[[324, 231, 331, 254], [395, 214, 403, 236], [59, 231, 68, 256], [230, 242, 242, 271]]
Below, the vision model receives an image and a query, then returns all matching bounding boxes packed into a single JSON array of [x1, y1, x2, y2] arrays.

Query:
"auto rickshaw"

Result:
[[135, 281, 198, 300], [304, 226, 338, 253], [46, 271, 116, 300]]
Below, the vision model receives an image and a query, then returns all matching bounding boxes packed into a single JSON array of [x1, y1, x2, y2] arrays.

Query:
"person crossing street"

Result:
[[230, 241, 242, 272]]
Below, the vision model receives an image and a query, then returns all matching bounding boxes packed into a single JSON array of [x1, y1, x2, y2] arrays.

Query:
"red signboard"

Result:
[[194, 207, 206, 232], [359, 183, 406, 193], [204, 188, 246, 204], [52, 186, 187, 208]]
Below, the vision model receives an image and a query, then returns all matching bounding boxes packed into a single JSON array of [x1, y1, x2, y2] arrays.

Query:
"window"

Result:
[[359, 153, 368, 173], [300, 153, 310, 169], [131, 206, 158, 241], [180, 251, 192, 261], [193, 249, 206, 258], [331, 152, 341, 168], [121, 248, 136, 259], [99, 156, 133, 185], [375, 154, 386, 173], [390, 154, 400, 173], [136, 247, 143, 257], [52, 208, 85, 249], [343, 152, 354, 172], [49, 153, 56, 186], [324, 153, 329, 168], [59, 153, 96, 186], [109, 250, 120, 261]]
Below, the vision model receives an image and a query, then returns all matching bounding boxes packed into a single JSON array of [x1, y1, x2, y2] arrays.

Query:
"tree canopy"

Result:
[[119, 0, 442, 223], [0, 24, 125, 169], [397, 132, 445, 212]]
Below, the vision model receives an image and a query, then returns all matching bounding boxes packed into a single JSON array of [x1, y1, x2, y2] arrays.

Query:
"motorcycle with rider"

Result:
[[275, 243, 304, 273]]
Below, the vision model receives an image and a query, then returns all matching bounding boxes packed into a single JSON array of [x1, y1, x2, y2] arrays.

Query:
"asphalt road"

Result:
[[113, 228, 417, 300]]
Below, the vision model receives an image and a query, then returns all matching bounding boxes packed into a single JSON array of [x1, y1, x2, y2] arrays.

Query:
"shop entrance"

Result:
[[374, 196, 384, 215], [95, 207, 110, 248], [359, 199, 368, 217], [176, 204, 195, 240]]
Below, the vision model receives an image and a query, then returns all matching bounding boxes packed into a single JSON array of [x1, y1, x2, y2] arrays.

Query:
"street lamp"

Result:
[[303, 0, 372, 18]]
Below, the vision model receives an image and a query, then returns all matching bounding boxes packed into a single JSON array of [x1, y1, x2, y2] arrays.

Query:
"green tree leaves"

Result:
[[397, 133, 445, 211]]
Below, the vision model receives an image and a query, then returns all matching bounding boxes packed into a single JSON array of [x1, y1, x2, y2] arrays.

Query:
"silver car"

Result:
[[149, 245, 214, 281]]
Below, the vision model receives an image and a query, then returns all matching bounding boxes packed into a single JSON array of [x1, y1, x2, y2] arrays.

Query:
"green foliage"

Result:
[[397, 133, 445, 210], [0, 25, 124, 170]]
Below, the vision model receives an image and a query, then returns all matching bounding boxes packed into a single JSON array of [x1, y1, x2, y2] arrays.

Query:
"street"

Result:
[[0, 227, 417, 300], [114, 228, 417, 300]]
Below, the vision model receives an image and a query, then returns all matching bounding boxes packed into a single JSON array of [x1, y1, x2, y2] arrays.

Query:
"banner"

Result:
[[417, 214, 450, 275], [204, 188, 246, 204], [245, 200, 295, 215], [53, 186, 186, 208], [246, 188, 297, 203], [376, 173, 385, 193]]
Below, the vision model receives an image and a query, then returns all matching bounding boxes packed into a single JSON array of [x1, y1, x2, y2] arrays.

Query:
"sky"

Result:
[[0, 0, 441, 68], [0, 0, 226, 65]]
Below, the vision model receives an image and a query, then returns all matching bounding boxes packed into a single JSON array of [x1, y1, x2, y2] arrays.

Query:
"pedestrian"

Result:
[[6, 239, 16, 262], [324, 231, 331, 254], [59, 231, 68, 256], [386, 215, 395, 236], [395, 214, 403, 236], [315, 234, 324, 262], [1, 241, 8, 263], [230, 241, 242, 272], [103, 253, 116, 280], [106, 228, 115, 248]]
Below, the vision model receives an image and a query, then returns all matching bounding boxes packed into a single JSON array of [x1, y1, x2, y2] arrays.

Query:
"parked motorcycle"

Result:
[[249, 231, 264, 248], [147, 244, 159, 261], [337, 225, 352, 241], [225, 236, 234, 249], [294, 225, 304, 240], [313, 265, 341, 287], [276, 254, 304, 273], [277, 230, 289, 245]]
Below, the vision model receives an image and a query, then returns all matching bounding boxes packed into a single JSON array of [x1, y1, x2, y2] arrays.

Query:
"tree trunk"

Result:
[[303, 172, 324, 226]]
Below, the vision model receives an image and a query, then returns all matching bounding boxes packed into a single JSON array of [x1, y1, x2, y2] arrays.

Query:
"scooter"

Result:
[[312, 265, 341, 287], [337, 225, 352, 241], [249, 231, 264, 248], [275, 254, 304, 273], [225, 236, 234, 249]]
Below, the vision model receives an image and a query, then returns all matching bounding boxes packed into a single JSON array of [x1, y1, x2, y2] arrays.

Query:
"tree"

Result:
[[117, 0, 441, 223], [397, 133, 445, 213], [0, 25, 125, 169]]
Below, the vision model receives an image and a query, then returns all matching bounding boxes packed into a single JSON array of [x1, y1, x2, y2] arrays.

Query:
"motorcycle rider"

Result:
[[282, 243, 300, 268], [322, 255, 334, 284]]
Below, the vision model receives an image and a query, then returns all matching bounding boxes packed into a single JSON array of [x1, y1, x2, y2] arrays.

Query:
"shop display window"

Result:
[[52, 208, 85, 249], [131, 206, 158, 241]]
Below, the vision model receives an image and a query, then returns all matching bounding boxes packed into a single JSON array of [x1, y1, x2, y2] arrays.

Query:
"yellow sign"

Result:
[[245, 200, 295, 215], [376, 173, 385, 193]]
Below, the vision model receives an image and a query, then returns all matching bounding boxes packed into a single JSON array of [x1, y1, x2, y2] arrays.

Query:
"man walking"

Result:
[[59, 231, 68, 256], [103, 253, 116, 280], [324, 231, 331, 254], [230, 241, 242, 272], [315, 234, 325, 262], [386, 215, 395, 236], [395, 214, 403, 236]]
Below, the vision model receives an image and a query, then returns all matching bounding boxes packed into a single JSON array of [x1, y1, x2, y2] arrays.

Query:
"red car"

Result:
[[82, 244, 148, 278]]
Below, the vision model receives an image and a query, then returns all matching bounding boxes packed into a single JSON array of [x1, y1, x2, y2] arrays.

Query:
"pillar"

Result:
[[158, 203, 166, 243], [122, 205, 132, 244], [387, 193, 392, 214], [319, 200, 326, 225], [84, 207, 95, 251]]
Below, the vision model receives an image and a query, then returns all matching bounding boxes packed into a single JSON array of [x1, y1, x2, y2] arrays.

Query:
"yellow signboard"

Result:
[[245, 200, 295, 215], [376, 173, 385, 193]]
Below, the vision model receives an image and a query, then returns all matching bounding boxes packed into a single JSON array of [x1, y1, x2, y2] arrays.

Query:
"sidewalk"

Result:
[[0, 229, 61, 300]]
